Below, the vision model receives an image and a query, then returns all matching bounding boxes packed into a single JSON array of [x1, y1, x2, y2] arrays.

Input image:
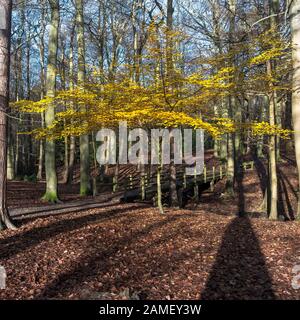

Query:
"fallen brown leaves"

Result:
[[0, 200, 299, 299], [0, 157, 300, 300]]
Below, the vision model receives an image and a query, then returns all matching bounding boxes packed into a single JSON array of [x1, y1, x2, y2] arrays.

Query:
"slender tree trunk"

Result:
[[225, 0, 236, 196], [25, 19, 33, 174], [157, 143, 164, 214], [219, 99, 228, 161], [166, 0, 179, 207], [0, 0, 16, 229], [291, 0, 300, 218], [256, 97, 267, 158], [60, 39, 69, 184], [285, 93, 293, 154], [67, 24, 76, 185], [67, 136, 76, 184], [267, 77, 278, 220], [42, 0, 60, 202], [37, 0, 46, 181], [76, 0, 91, 195], [225, 96, 235, 196], [7, 124, 14, 180], [267, 0, 278, 220], [276, 95, 282, 160], [63, 135, 69, 183]]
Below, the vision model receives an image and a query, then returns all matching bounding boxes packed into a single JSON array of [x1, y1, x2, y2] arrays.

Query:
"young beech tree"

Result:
[[66, 24, 76, 185], [42, 0, 60, 203], [225, 0, 236, 197], [267, 0, 279, 220], [166, 0, 179, 207], [291, 0, 300, 219], [0, 0, 16, 229], [76, 0, 91, 196]]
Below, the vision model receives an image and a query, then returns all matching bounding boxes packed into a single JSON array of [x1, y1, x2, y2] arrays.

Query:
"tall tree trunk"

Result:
[[37, 0, 46, 180], [7, 123, 14, 180], [42, 0, 60, 203], [270, 2, 281, 160], [225, 0, 236, 196], [0, 0, 16, 229], [226, 97, 235, 196], [291, 0, 300, 218], [166, 0, 179, 207], [76, 0, 91, 195], [15, 0, 26, 176], [157, 143, 164, 214], [256, 96, 267, 158], [267, 89, 278, 219], [285, 93, 293, 154], [25, 15, 33, 174], [67, 24, 76, 185], [267, 0, 278, 220], [60, 38, 69, 184]]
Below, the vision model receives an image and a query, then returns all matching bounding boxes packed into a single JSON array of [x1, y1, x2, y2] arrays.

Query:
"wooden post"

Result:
[[204, 165, 207, 183], [124, 178, 128, 201], [194, 165, 198, 200], [112, 175, 117, 192], [183, 171, 187, 188], [92, 177, 98, 196], [220, 165, 223, 179], [141, 174, 146, 200], [209, 166, 215, 192]]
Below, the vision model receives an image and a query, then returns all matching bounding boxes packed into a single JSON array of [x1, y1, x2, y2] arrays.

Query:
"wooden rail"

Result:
[[97, 161, 255, 200]]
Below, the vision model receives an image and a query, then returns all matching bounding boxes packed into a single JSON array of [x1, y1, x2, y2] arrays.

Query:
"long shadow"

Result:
[[34, 213, 185, 299], [277, 166, 298, 199], [252, 153, 267, 195], [0, 203, 149, 260], [10, 196, 122, 221], [236, 158, 245, 216], [281, 154, 296, 166], [278, 174, 294, 220], [201, 216, 275, 300]]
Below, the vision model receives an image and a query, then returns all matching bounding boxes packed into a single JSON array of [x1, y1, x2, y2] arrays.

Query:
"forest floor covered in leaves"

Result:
[[1, 156, 300, 299]]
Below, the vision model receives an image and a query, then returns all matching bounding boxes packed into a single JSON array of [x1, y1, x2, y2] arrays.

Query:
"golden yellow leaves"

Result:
[[11, 97, 52, 113], [249, 122, 292, 139], [249, 47, 286, 66], [11, 25, 292, 142]]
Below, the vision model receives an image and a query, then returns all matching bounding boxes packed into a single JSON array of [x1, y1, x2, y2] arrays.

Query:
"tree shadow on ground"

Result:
[[33, 213, 185, 299], [278, 173, 294, 220], [0, 203, 149, 260], [252, 153, 267, 195], [200, 216, 275, 299]]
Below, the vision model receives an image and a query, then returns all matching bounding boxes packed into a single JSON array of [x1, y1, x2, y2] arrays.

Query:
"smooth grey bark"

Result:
[[7, 122, 14, 180], [291, 0, 300, 218], [225, 0, 236, 196], [267, 0, 279, 220], [42, 0, 60, 202], [0, 0, 16, 229], [76, 0, 91, 195], [166, 0, 179, 207], [225, 98, 235, 196], [157, 143, 164, 214], [67, 24, 76, 185], [37, 1, 46, 180]]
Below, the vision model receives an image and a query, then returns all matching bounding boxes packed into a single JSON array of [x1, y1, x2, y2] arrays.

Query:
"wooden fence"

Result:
[[97, 161, 255, 200]]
